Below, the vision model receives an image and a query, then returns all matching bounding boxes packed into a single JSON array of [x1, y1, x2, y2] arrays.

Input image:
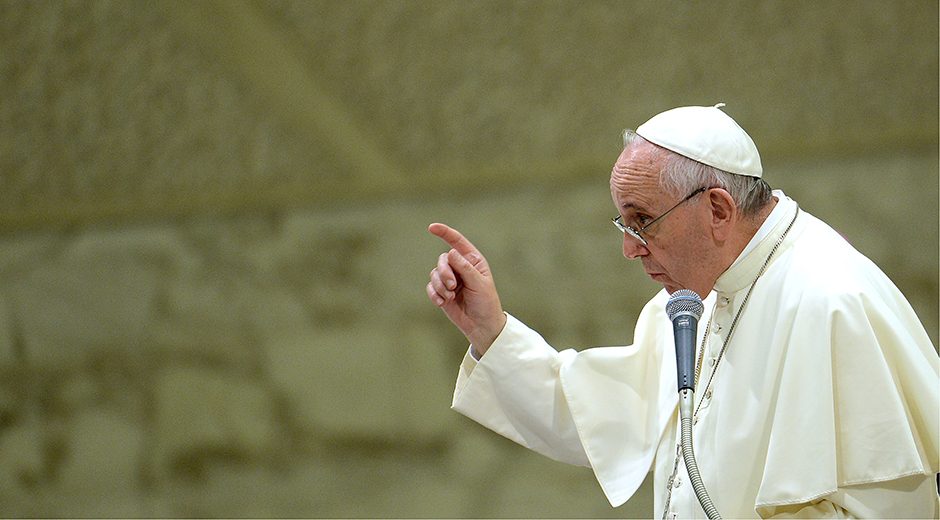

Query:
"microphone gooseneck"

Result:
[[666, 290, 721, 520]]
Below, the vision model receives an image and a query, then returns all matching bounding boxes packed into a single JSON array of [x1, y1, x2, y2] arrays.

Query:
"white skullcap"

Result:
[[635, 103, 762, 177]]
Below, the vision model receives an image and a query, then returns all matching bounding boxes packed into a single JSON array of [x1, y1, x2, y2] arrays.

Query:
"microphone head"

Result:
[[666, 289, 704, 321]]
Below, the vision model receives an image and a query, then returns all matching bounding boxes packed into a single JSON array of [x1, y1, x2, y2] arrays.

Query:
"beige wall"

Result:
[[0, 1, 936, 517]]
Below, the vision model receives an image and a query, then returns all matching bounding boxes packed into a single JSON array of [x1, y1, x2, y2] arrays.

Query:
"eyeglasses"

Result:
[[611, 187, 708, 246]]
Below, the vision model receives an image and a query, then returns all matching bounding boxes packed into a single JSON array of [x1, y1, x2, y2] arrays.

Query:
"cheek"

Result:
[[661, 246, 697, 281], [655, 230, 711, 282]]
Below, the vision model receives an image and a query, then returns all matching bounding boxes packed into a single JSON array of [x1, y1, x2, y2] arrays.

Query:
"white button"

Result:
[[705, 389, 712, 399], [716, 296, 731, 307], [674, 476, 682, 488], [713, 323, 723, 334], [709, 357, 717, 367]]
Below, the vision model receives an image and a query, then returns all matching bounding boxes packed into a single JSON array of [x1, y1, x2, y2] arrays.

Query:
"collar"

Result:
[[713, 190, 800, 294]]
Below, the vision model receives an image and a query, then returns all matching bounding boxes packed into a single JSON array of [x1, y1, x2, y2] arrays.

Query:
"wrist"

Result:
[[470, 312, 508, 357]]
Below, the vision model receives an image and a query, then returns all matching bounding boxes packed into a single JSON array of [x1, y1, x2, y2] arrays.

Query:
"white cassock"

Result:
[[452, 192, 939, 518]]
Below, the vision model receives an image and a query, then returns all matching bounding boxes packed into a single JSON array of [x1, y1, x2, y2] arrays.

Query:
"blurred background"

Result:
[[0, 1, 936, 517]]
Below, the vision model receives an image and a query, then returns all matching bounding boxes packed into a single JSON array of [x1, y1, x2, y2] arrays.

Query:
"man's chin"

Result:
[[648, 273, 689, 295], [661, 282, 684, 295], [663, 283, 710, 299]]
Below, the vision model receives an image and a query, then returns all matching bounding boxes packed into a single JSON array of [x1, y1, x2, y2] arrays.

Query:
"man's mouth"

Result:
[[645, 268, 676, 287], [642, 261, 672, 284]]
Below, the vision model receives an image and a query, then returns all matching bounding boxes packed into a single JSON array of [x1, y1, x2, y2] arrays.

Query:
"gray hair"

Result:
[[623, 130, 773, 217]]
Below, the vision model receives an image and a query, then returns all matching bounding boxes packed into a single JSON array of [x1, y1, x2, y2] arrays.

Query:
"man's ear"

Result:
[[707, 188, 738, 241]]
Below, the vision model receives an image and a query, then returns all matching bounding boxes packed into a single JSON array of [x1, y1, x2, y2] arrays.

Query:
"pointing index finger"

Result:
[[428, 223, 481, 258]]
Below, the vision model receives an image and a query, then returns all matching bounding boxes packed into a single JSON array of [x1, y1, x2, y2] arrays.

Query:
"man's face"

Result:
[[609, 144, 716, 296]]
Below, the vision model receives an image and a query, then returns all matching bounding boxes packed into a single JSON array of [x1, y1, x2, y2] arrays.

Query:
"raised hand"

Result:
[[426, 223, 507, 355]]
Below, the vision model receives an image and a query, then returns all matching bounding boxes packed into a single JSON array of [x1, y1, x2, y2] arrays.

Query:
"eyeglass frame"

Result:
[[611, 186, 709, 246]]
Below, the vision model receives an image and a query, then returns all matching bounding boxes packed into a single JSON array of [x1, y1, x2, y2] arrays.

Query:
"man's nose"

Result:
[[623, 234, 649, 259]]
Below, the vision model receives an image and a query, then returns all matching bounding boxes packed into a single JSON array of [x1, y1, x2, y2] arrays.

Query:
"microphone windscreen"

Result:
[[666, 289, 704, 321]]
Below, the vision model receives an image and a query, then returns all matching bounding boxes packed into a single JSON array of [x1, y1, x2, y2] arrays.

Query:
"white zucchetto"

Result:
[[635, 103, 763, 178]]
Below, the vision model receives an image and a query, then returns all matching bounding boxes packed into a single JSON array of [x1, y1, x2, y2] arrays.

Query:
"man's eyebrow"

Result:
[[619, 202, 648, 213]]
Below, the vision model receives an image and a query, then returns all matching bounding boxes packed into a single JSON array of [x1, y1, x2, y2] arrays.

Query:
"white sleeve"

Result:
[[451, 313, 590, 467]]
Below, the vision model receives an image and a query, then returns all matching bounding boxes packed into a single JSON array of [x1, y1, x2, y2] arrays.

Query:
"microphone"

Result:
[[666, 289, 721, 519], [666, 289, 704, 393]]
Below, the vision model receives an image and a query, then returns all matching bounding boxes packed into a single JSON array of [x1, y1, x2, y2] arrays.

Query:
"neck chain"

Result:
[[662, 205, 799, 519]]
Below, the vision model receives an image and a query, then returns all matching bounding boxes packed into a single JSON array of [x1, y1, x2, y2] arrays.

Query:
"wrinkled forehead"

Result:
[[609, 143, 668, 207]]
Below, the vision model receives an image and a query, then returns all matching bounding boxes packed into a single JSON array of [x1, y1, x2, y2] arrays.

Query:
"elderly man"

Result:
[[426, 105, 939, 518]]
